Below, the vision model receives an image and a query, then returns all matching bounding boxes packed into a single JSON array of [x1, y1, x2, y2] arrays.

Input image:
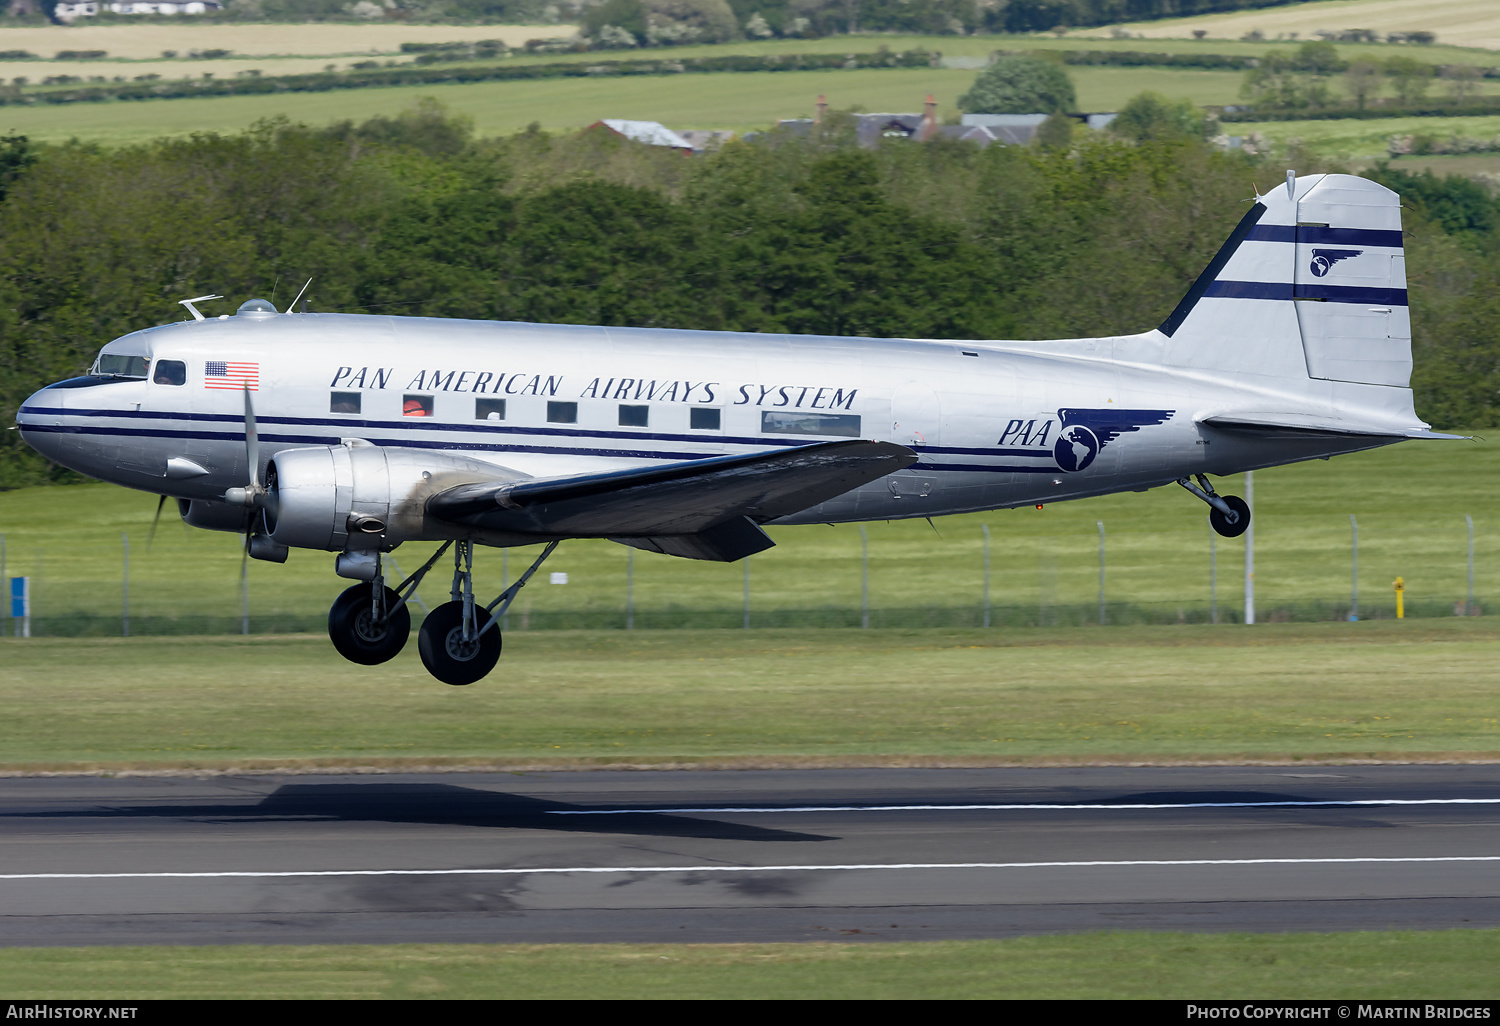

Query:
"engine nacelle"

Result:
[[262, 442, 513, 551]]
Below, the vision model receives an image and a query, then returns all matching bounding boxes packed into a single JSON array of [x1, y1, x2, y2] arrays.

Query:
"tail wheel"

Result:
[[328, 584, 410, 665], [1209, 495, 1252, 538], [417, 600, 502, 686]]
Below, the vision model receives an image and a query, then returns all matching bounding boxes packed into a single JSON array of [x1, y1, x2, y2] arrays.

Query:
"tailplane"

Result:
[[1157, 173, 1410, 388]]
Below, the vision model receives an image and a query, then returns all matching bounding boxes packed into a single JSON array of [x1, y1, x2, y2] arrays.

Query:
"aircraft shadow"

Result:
[[11, 782, 834, 843]]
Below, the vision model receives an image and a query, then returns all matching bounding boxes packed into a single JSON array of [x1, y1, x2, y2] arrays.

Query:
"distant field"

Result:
[[1241, 113, 1500, 160], [0, 22, 572, 59], [0, 65, 1256, 143], [1072, 0, 1500, 51]]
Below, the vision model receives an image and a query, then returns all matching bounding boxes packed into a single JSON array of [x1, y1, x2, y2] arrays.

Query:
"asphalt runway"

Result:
[[3, 764, 1499, 946]]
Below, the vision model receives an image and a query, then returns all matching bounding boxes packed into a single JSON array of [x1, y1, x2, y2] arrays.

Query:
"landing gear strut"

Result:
[[327, 542, 452, 667], [1178, 474, 1251, 538], [416, 540, 560, 687]]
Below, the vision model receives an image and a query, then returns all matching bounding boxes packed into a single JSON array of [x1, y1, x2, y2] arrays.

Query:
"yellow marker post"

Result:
[[1394, 576, 1405, 619]]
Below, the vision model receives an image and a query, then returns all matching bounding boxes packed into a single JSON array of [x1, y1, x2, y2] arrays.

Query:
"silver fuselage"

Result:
[[16, 309, 1414, 535]]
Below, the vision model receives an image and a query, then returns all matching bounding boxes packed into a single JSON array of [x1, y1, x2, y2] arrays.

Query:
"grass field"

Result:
[[2, 620, 1498, 771], [1241, 113, 1500, 160], [3, 433, 1496, 636], [0, 65, 1263, 143], [4, 931, 1499, 998], [4, 24, 1500, 145], [1073, 0, 1500, 51]]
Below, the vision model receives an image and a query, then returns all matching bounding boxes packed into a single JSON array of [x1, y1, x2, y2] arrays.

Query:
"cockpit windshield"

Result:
[[93, 353, 150, 379]]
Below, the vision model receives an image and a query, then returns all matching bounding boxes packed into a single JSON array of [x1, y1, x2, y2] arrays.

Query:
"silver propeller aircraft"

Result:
[[16, 172, 1452, 684]]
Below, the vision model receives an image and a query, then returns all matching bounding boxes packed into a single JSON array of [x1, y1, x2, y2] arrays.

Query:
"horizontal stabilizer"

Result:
[[1199, 411, 1465, 440], [427, 439, 917, 557]]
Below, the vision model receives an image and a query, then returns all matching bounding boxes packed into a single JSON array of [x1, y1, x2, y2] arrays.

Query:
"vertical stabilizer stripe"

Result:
[[1247, 225, 1404, 248], [1159, 202, 1266, 338]]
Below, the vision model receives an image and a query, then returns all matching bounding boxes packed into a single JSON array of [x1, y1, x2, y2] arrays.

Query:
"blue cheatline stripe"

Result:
[[1204, 280, 1408, 306], [15, 422, 1057, 475], [1247, 224, 1405, 248], [19, 404, 1072, 465]]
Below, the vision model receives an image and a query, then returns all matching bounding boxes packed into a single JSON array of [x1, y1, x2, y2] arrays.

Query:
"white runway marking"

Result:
[[545, 798, 1500, 815], [4, 856, 1500, 881]]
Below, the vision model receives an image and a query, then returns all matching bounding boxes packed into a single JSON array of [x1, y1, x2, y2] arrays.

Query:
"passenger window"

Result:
[[547, 401, 577, 424], [330, 392, 361, 414], [403, 394, 433, 417], [619, 404, 649, 427], [152, 360, 186, 386], [690, 407, 721, 431], [761, 411, 860, 437], [476, 398, 506, 421]]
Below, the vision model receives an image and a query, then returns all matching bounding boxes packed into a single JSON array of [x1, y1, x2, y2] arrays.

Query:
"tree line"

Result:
[[0, 99, 1497, 487]]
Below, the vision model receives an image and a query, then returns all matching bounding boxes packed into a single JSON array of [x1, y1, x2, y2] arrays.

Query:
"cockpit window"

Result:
[[153, 360, 186, 386], [94, 353, 150, 379]]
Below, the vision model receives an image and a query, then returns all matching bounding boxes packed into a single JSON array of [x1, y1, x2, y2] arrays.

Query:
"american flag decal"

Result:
[[204, 360, 260, 391]]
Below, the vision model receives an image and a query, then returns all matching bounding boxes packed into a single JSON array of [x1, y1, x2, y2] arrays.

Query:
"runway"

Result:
[[2, 764, 1498, 946]]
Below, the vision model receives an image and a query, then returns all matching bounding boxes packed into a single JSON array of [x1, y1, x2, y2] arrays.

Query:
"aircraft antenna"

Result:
[[178, 295, 223, 321], [289, 277, 314, 314]]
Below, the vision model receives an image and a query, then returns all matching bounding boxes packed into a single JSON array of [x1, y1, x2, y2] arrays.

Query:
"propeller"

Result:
[[146, 494, 168, 549], [224, 385, 266, 509]]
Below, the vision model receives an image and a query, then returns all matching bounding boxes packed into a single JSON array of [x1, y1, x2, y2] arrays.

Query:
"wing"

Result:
[[427, 439, 917, 561]]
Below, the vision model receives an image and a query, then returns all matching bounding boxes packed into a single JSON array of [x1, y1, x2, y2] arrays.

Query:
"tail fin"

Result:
[[1157, 173, 1410, 387]]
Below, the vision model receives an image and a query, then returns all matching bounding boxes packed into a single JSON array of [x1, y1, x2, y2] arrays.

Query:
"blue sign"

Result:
[[10, 576, 27, 619]]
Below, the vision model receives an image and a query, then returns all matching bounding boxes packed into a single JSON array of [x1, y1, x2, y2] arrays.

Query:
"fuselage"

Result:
[[17, 307, 1399, 533]]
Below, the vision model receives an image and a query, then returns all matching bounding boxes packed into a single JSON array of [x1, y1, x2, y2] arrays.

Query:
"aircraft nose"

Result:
[[16, 381, 71, 462]]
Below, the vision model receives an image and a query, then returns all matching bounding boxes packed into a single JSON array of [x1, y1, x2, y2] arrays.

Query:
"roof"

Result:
[[597, 119, 695, 151]]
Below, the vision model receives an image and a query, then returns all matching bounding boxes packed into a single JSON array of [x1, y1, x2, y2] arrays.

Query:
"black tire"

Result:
[[417, 600, 501, 686], [1209, 494, 1252, 538], [327, 584, 410, 665]]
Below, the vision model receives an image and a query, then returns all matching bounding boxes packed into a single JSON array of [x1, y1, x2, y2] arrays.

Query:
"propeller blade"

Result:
[[146, 494, 167, 549], [244, 384, 260, 491]]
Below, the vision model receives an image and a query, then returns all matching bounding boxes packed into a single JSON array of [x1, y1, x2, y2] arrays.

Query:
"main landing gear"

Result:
[[1178, 474, 1251, 538], [325, 539, 560, 686]]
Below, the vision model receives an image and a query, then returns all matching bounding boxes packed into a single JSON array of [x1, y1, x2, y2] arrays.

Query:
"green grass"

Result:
[[3, 931, 1498, 998], [3, 434, 1496, 635], [2, 621, 1498, 770], [0, 64, 1257, 143], [1241, 113, 1500, 159]]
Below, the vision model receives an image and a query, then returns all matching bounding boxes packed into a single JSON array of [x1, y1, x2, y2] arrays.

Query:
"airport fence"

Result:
[[0, 511, 1489, 637]]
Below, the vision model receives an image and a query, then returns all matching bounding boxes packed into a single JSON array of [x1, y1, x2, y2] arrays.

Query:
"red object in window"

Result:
[[404, 399, 429, 417]]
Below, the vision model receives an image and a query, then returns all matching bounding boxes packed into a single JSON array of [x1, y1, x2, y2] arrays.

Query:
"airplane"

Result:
[[15, 171, 1455, 685]]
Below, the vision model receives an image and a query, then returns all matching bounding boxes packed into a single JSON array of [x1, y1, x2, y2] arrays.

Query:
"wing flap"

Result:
[[427, 439, 917, 539]]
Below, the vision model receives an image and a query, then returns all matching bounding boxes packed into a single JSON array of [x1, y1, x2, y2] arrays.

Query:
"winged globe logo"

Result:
[[1054, 425, 1101, 472], [1051, 408, 1175, 473], [1309, 249, 1362, 278]]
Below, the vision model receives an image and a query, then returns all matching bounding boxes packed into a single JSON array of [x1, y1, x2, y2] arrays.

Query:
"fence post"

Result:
[[981, 523, 991, 629], [1244, 471, 1255, 626], [1, 533, 6, 635], [742, 555, 750, 629], [1097, 520, 1105, 626], [1209, 525, 1217, 625], [1350, 514, 1359, 620], [625, 548, 634, 630], [1466, 513, 1475, 615], [240, 554, 249, 636], [501, 548, 509, 632], [122, 533, 129, 638], [859, 525, 869, 629]]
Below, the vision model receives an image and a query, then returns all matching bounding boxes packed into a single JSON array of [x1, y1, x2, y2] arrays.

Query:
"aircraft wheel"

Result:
[[417, 600, 501, 686], [328, 584, 410, 665], [1209, 495, 1251, 538]]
